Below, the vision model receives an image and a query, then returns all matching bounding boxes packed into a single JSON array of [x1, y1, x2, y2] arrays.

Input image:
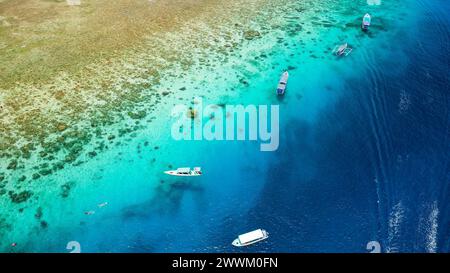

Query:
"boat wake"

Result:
[[386, 201, 405, 253], [418, 201, 439, 253], [398, 89, 411, 114]]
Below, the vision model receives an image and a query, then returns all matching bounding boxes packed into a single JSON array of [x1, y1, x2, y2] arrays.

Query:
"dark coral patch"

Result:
[[8, 190, 33, 204], [61, 182, 74, 198], [35, 207, 43, 220], [40, 221, 48, 229]]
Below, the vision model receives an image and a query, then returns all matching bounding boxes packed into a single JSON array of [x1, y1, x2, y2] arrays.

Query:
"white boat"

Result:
[[164, 167, 202, 176], [332, 43, 352, 56], [276, 71, 289, 95], [232, 229, 269, 247], [362, 13, 371, 31]]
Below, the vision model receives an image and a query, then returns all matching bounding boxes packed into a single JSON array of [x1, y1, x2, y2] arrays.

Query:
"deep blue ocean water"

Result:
[[242, 1, 449, 252], [243, 0, 450, 252]]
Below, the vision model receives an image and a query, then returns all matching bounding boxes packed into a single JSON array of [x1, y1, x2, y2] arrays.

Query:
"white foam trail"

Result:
[[386, 202, 404, 253], [425, 201, 439, 253]]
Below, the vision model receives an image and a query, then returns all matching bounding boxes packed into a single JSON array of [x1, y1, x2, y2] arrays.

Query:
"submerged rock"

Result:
[[243, 30, 261, 40], [64, 154, 76, 163], [7, 160, 17, 170], [61, 182, 73, 198], [8, 190, 33, 203], [239, 78, 249, 86], [32, 173, 41, 180], [54, 90, 65, 100], [35, 207, 43, 220], [128, 110, 147, 120], [40, 221, 48, 229], [20, 145, 32, 159], [39, 169, 52, 176], [53, 162, 64, 171], [57, 123, 68, 132]]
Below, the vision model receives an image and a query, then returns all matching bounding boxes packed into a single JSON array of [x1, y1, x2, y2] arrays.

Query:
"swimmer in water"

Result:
[[11, 243, 17, 247], [98, 202, 108, 208], [84, 210, 95, 215]]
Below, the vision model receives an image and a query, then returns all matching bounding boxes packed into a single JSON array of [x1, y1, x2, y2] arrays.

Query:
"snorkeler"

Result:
[[98, 202, 108, 208], [84, 210, 95, 215]]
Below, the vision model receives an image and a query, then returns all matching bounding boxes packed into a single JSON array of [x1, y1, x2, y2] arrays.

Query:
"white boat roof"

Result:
[[338, 43, 348, 51], [177, 167, 191, 172], [238, 229, 264, 244]]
